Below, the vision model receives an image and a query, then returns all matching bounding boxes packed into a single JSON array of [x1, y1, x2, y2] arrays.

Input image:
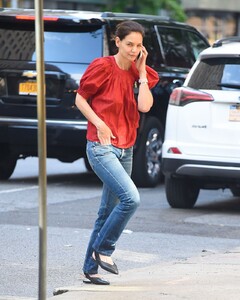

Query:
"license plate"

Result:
[[19, 81, 37, 95], [229, 104, 240, 121]]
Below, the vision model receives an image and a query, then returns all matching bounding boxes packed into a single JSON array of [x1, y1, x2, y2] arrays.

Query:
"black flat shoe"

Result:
[[83, 273, 110, 285], [93, 251, 119, 275]]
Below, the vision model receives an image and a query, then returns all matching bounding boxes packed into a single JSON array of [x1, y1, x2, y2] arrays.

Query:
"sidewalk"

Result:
[[48, 248, 240, 300]]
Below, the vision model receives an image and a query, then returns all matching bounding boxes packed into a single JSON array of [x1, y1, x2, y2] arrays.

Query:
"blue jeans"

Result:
[[82, 141, 140, 274]]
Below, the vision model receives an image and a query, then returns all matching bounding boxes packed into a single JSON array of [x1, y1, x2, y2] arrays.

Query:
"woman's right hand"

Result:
[[97, 121, 116, 145], [75, 94, 116, 145]]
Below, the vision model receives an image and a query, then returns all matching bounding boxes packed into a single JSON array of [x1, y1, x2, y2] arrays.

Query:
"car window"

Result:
[[156, 26, 192, 68], [185, 31, 209, 63], [143, 24, 164, 70], [188, 57, 240, 90], [0, 27, 103, 63]]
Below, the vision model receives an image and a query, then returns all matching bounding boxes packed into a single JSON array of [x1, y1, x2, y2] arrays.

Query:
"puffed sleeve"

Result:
[[131, 63, 159, 89], [77, 57, 112, 100], [146, 65, 159, 89]]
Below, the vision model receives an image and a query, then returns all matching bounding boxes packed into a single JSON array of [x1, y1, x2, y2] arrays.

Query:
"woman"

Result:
[[75, 20, 159, 285]]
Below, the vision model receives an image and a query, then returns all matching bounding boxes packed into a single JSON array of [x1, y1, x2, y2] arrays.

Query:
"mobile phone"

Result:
[[137, 50, 143, 60]]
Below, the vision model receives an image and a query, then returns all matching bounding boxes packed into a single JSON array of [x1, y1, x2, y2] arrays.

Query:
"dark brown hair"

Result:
[[114, 20, 145, 40]]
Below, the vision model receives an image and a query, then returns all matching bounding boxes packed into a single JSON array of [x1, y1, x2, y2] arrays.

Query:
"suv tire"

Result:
[[84, 156, 93, 172], [230, 186, 240, 197], [165, 176, 200, 208], [132, 117, 163, 187], [0, 153, 17, 180]]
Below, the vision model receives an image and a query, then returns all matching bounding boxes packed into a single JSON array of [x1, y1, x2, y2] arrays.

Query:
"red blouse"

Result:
[[77, 56, 159, 148]]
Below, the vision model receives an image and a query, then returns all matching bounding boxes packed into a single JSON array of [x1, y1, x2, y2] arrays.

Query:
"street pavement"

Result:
[[1, 232, 240, 300], [47, 247, 240, 300]]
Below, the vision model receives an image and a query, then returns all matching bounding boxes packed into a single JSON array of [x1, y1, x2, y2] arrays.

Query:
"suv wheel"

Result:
[[165, 177, 200, 208], [0, 153, 17, 180], [132, 117, 163, 187], [84, 156, 93, 172], [230, 186, 240, 197]]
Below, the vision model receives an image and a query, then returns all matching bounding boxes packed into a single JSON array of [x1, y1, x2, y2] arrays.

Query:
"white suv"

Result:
[[162, 37, 240, 208]]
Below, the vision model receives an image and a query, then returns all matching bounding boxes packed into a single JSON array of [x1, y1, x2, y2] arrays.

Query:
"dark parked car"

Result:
[[0, 9, 209, 186]]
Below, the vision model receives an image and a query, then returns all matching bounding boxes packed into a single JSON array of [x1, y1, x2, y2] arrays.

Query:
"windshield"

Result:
[[0, 27, 103, 63]]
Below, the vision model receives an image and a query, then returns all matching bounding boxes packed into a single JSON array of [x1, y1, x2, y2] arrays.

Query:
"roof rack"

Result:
[[212, 36, 240, 48], [101, 11, 171, 21]]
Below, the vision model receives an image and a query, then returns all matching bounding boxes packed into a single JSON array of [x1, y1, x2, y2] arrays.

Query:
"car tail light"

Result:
[[169, 87, 214, 106], [167, 147, 182, 154], [16, 15, 58, 21]]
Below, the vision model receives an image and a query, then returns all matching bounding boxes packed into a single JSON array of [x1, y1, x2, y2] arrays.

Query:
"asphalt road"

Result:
[[1, 157, 240, 298]]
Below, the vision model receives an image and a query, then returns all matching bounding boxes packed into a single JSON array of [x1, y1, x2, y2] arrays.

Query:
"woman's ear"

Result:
[[115, 36, 120, 48]]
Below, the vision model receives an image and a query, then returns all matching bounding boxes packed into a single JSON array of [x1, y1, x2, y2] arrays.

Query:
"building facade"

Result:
[[182, 0, 240, 43]]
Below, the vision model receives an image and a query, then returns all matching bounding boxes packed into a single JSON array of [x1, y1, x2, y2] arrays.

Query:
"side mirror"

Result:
[[172, 79, 184, 88]]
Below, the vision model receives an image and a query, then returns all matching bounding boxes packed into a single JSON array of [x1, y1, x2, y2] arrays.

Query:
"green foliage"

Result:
[[105, 0, 186, 22], [160, 0, 186, 22]]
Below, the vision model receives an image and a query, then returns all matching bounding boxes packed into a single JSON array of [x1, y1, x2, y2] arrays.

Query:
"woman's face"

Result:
[[115, 31, 143, 62]]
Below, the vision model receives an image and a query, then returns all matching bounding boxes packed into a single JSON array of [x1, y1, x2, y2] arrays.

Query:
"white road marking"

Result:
[[0, 186, 38, 194]]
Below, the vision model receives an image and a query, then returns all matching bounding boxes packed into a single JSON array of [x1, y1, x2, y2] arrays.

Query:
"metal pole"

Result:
[[34, 1, 47, 300], [11, 0, 18, 8]]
